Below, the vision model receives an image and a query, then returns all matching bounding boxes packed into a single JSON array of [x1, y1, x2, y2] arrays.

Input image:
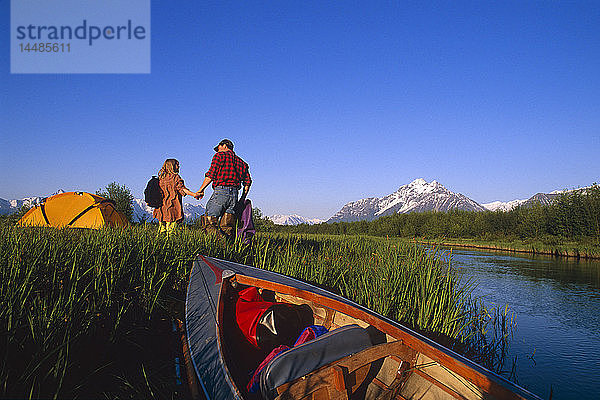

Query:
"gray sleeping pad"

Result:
[[260, 324, 373, 400]]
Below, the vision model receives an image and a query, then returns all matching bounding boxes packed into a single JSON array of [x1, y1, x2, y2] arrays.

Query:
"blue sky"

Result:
[[2, 1, 599, 219]]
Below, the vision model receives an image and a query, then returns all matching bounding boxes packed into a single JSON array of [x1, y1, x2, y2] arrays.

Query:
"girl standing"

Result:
[[153, 159, 198, 236]]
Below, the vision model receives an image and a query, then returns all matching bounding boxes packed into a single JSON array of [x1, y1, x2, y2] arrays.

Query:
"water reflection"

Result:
[[444, 247, 600, 400], [450, 248, 600, 288]]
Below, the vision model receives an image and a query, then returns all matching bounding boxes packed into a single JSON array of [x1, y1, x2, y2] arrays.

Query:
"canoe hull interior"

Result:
[[186, 256, 541, 400]]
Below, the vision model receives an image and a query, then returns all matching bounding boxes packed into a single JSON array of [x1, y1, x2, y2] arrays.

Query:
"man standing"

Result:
[[197, 139, 252, 238]]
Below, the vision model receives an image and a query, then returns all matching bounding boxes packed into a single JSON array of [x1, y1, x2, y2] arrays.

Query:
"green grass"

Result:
[[1, 224, 514, 398], [0, 223, 252, 399]]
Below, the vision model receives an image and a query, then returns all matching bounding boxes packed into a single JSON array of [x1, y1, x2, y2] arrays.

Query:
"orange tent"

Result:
[[17, 192, 128, 229]]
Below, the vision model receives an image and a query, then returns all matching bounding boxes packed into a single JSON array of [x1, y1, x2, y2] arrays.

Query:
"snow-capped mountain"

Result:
[[484, 193, 560, 211], [481, 186, 593, 212], [268, 214, 324, 226], [327, 179, 486, 223], [482, 199, 527, 212], [0, 196, 43, 215], [132, 198, 155, 222], [183, 203, 205, 221], [0, 190, 65, 215]]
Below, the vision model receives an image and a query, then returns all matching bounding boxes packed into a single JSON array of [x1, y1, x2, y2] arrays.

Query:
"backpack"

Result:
[[144, 176, 163, 208]]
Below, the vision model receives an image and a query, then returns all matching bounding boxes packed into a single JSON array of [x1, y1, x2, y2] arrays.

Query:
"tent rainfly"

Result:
[[17, 192, 128, 229]]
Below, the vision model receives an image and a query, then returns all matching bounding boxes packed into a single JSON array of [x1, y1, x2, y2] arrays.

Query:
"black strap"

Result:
[[67, 199, 116, 227], [40, 204, 51, 225]]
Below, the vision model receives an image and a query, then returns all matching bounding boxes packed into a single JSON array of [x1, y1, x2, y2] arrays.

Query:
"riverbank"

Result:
[[413, 237, 600, 260]]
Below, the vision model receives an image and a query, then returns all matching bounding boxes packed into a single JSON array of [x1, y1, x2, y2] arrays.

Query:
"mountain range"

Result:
[[1, 180, 587, 225], [131, 199, 205, 223], [0, 196, 45, 214], [0, 191, 205, 223], [481, 189, 572, 212], [267, 214, 325, 226], [270, 180, 586, 224]]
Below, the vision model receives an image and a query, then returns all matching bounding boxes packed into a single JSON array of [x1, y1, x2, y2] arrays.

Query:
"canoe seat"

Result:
[[260, 325, 373, 400], [266, 337, 416, 400]]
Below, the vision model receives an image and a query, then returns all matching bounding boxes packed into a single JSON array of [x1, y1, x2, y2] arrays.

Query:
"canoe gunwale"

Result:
[[233, 274, 537, 400], [185, 258, 214, 400], [185, 255, 241, 400]]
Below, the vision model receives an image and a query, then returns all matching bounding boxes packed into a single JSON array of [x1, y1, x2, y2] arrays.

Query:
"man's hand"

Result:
[[196, 177, 212, 200]]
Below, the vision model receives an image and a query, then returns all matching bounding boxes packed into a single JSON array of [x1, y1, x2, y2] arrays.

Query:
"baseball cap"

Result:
[[214, 139, 234, 152]]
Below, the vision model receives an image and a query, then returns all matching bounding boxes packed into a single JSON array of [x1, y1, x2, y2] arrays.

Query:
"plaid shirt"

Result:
[[205, 150, 252, 189]]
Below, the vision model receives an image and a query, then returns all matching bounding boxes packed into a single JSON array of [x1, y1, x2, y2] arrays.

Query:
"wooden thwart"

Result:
[[275, 340, 416, 400]]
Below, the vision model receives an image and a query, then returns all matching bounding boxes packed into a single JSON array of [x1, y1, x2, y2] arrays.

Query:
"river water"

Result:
[[446, 248, 600, 399]]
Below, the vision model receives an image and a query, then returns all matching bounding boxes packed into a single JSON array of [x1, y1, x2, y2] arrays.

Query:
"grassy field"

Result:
[[1, 223, 514, 398]]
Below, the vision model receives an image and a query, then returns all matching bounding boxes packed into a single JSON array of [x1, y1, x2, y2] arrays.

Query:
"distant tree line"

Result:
[[252, 208, 276, 232], [275, 185, 600, 243]]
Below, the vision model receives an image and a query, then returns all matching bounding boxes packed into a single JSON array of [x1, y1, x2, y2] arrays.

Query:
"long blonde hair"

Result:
[[158, 158, 180, 178]]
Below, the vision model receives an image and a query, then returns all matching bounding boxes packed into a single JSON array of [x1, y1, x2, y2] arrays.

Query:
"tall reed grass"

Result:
[[1, 223, 514, 398], [0, 223, 251, 398], [251, 234, 514, 370]]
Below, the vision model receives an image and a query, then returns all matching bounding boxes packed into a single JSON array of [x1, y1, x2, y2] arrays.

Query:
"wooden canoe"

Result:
[[185, 255, 542, 400]]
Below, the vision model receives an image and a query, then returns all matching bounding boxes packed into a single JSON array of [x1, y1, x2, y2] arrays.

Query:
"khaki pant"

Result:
[[159, 221, 177, 236]]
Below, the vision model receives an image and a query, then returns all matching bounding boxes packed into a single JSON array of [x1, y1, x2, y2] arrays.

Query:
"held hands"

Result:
[[185, 188, 203, 200]]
